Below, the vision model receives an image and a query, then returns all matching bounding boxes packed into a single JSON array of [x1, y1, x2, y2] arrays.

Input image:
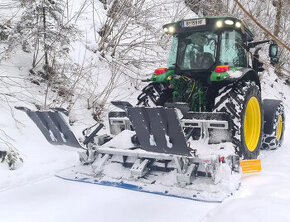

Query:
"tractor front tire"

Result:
[[214, 81, 263, 159]]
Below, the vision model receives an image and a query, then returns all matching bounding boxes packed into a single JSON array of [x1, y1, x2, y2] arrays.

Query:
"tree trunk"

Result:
[[32, 12, 40, 68], [42, 5, 49, 68], [274, 0, 282, 37]]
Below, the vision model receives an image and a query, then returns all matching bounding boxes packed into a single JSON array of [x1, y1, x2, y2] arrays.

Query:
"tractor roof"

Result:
[[163, 16, 254, 42]]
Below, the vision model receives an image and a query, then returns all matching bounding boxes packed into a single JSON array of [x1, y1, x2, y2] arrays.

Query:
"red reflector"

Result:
[[154, 68, 167, 75], [215, 65, 230, 73]]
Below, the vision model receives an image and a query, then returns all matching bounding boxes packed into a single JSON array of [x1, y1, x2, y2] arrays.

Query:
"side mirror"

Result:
[[269, 43, 278, 58], [271, 57, 279, 64], [242, 34, 247, 43], [269, 43, 279, 64]]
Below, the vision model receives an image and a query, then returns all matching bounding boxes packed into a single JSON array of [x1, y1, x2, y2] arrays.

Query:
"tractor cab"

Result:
[[163, 17, 252, 81]]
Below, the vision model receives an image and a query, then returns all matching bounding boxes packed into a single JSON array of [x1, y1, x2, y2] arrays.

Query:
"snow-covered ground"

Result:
[[0, 71, 289, 222], [0, 177, 217, 222], [0, 33, 289, 222], [0, 1, 289, 221], [0, 107, 289, 222]]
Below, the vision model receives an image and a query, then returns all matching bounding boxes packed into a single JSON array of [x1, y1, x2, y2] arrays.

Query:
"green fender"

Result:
[[210, 67, 260, 88]]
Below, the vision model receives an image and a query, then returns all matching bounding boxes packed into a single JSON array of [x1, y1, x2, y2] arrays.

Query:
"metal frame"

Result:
[[81, 146, 219, 185], [109, 116, 131, 135], [181, 118, 229, 141], [109, 113, 229, 143]]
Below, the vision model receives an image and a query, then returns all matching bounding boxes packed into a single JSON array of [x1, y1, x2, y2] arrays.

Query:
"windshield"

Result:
[[176, 31, 218, 70]]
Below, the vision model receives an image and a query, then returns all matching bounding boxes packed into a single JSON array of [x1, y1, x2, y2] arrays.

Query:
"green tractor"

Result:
[[17, 16, 286, 202], [118, 16, 285, 160]]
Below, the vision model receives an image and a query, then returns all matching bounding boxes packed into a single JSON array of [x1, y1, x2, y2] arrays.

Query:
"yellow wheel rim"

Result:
[[244, 97, 261, 152], [276, 115, 283, 141]]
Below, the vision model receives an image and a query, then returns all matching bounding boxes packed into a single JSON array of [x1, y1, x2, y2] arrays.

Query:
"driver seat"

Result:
[[196, 52, 215, 69]]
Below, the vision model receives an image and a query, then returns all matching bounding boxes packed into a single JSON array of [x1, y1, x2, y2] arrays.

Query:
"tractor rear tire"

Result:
[[261, 100, 285, 150], [213, 81, 263, 159]]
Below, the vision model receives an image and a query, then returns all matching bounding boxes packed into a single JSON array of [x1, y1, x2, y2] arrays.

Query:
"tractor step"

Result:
[[240, 159, 261, 174]]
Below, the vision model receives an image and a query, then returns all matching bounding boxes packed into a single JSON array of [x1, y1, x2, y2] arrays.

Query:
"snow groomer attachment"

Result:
[[63, 101, 241, 202]]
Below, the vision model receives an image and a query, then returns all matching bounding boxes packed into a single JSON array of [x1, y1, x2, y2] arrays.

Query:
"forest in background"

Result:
[[0, 0, 289, 120]]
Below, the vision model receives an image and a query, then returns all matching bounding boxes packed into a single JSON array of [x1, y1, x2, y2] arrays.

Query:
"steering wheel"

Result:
[[209, 39, 217, 51]]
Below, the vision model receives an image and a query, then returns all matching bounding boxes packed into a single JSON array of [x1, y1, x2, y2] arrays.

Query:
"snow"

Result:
[[204, 136, 290, 222], [0, 1, 290, 221], [227, 70, 243, 79], [0, 82, 289, 221], [103, 129, 135, 149], [0, 106, 79, 191], [0, 126, 289, 222], [0, 177, 217, 222]]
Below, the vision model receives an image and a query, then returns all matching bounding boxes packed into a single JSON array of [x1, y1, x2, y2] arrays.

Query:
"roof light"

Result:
[[224, 20, 234, 25], [235, 22, 241, 28], [154, 68, 167, 75], [215, 65, 230, 73], [168, 26, 175, 34], [216, 20, 223, 28]]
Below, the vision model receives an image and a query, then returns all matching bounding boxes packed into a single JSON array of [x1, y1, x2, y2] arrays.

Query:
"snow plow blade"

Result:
[[15, 107, 82, 148], [240, 159, 261, 174]]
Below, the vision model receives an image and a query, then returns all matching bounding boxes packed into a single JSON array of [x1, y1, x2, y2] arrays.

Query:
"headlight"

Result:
[[168, 26, 175, 34], [235, 22, 241, 28], [216, 20, 223, 28], [224, 20, 234, 25]]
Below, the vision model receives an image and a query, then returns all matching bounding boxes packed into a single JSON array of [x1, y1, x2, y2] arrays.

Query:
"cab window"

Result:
[[219, 31, 247, 67]]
